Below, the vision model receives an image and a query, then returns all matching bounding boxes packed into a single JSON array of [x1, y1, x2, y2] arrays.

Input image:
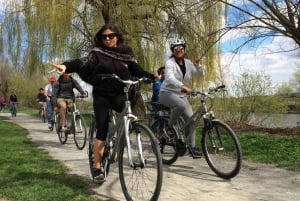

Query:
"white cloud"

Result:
[[221, 36, 299, 86]]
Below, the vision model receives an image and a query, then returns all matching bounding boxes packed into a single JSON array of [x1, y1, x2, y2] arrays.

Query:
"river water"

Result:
[[250, 114, 300, 128], [263, 114, 300, 128]]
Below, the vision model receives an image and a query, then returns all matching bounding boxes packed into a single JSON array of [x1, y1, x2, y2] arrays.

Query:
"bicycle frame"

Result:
[[175, 90, 220, 145], [107, 95, 144, 168]]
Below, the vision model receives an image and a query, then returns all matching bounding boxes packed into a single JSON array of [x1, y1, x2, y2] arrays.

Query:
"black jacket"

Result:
[[62, 45, 155, 96]]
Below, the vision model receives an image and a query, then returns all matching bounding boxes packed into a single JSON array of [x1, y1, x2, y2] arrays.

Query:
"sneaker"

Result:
[[48, 123, 52, 130], [61, 125, 68, 132], [189, 147, 202, 158], [93, 169, 105, 184]]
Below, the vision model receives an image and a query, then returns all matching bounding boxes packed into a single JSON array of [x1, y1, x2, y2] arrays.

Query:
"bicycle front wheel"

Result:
[[56, 115, 68, 144], [41, 107, 46, 123], [202, 120, 242, 179], [118, 122, 163, 201], [88, 118, 96, 180], [73, 114, 87, 150]]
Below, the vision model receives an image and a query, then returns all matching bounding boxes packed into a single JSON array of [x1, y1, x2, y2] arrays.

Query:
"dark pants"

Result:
[[93, 94, 125, 141]]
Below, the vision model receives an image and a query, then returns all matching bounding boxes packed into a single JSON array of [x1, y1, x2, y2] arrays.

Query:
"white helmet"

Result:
[[169, 38, 186, 50]]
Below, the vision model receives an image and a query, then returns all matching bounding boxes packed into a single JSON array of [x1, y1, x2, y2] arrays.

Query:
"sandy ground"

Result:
[[1, 112, 300, 201]]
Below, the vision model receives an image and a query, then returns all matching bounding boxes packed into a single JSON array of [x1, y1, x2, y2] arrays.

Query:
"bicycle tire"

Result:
[[88, 118, 96, 180], [11, 107, 17, 117], [73, 114, 87, 150], [118, 122, 163, 201], [201, 120, 242, 179], [56, 115, 68, 144], [41, 107, 46, 123], [151, 119, 178, 165], [52, 112, 58, 133]]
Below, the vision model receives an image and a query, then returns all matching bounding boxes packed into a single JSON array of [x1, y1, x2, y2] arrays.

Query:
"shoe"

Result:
[[48, 123, 52, 130], [93, 169, 105, 184], [189, 147, 202, 158], [61, 125, 68, 132]]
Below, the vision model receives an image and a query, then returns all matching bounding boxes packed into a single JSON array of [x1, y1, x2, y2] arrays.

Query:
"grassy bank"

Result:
[[238, 132, 300, 171], [0, 116, 101, 201]]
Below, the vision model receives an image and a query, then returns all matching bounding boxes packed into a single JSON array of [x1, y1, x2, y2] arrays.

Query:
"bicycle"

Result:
[[39, 102, 47, 123], [56, 93, 88, 150], [10, 102, 17, 117], [150, 85, 242, 179], [88, 74, 163, 201]]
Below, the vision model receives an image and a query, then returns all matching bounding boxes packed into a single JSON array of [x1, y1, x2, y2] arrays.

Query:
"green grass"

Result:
[[0, 116, 102, 201], [238, 132, 300, 171], [195, 128, 300, 171]]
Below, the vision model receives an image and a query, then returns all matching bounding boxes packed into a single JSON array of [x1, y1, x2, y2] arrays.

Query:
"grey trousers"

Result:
[[159, 91, 196, 148]]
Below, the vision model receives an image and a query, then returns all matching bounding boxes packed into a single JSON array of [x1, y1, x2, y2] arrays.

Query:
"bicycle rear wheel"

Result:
[[56, 115, 68, 144], [118, 122, 163, 201], [151, 119, 178, 165], [201, 120, 242, 179], [73, 114, 87, 150]]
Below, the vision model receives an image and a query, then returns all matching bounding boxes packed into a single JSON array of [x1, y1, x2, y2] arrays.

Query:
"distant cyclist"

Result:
[[52, 72, 86, 132], [9, 91, 18, 116], [45, 76, 56, 129], [36, 88, 47, 112], [0, 96, 6, 112]]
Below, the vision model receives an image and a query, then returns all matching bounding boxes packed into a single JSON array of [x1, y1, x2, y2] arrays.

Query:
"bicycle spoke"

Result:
[[118, 122, 162, 201], [202, 121, 242, 179], [73, 115, 87, 150]]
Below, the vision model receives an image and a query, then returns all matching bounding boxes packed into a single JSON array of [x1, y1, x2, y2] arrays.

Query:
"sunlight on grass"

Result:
[[0, 116, 101, 201]]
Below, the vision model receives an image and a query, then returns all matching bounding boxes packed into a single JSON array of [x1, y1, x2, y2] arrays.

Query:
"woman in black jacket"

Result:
[[50, 23, 157, 183]]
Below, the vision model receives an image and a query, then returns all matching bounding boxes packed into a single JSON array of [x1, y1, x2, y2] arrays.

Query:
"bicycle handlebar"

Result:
[[191, 85, 226, 97], [97, 74, 153, 85], [75, 90, 89, 99]]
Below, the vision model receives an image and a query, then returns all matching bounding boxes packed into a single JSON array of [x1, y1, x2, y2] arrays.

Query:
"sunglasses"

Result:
[[101, 33, 117, 40], [173, 46, 185, 52]]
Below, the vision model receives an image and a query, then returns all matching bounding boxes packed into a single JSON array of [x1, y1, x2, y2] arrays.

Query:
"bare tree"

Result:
[[213, 0, 300, 53]]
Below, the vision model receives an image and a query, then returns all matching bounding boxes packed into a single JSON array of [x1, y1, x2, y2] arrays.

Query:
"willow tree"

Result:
[[1, 0, 224, 85]]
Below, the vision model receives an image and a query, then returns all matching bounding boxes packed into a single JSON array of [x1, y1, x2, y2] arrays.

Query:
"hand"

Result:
[[181, 85, 192, 94], [193, 52, 201, 65], [48, 62, 66, 74], [154, 75, 160, 81]]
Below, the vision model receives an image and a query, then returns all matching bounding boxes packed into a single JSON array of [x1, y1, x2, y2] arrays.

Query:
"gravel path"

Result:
[[1, 113, 300, 201]]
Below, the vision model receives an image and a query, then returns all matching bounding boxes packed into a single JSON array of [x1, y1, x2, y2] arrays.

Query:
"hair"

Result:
[[94, 23, 124, 47], [157, 66, 165, 75]]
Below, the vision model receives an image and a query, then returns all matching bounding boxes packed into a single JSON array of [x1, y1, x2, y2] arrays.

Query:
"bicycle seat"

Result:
[[147, 102, 170, 117]]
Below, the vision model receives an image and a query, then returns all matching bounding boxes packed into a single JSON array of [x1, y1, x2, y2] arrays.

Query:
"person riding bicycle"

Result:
[[149, 66, 165, 120], [0, 96, 6, 112], [9, 91, 18, 115], [36, 88, 47, 112], [51, 72, 87, 132], [49, 23, 158, 183], [45, 76, 56, 129], [159, 38, 204, 158], [151, 66, 165, 103]]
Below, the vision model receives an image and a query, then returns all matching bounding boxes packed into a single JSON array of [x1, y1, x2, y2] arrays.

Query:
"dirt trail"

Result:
[[1, 113, 300, 201]]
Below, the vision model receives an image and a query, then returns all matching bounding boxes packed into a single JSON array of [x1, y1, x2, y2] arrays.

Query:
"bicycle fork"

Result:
[[205, 119, 224, 152], [124, 114, 145, 169]]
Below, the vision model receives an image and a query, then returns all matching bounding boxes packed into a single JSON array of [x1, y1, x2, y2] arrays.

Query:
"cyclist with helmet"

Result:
[[159, 38, 204, 158], [45, 76, 56, 129]]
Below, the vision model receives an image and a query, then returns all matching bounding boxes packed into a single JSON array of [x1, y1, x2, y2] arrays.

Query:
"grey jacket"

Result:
[[52, 76, 85, 106], [160, 57, 204, 93]]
